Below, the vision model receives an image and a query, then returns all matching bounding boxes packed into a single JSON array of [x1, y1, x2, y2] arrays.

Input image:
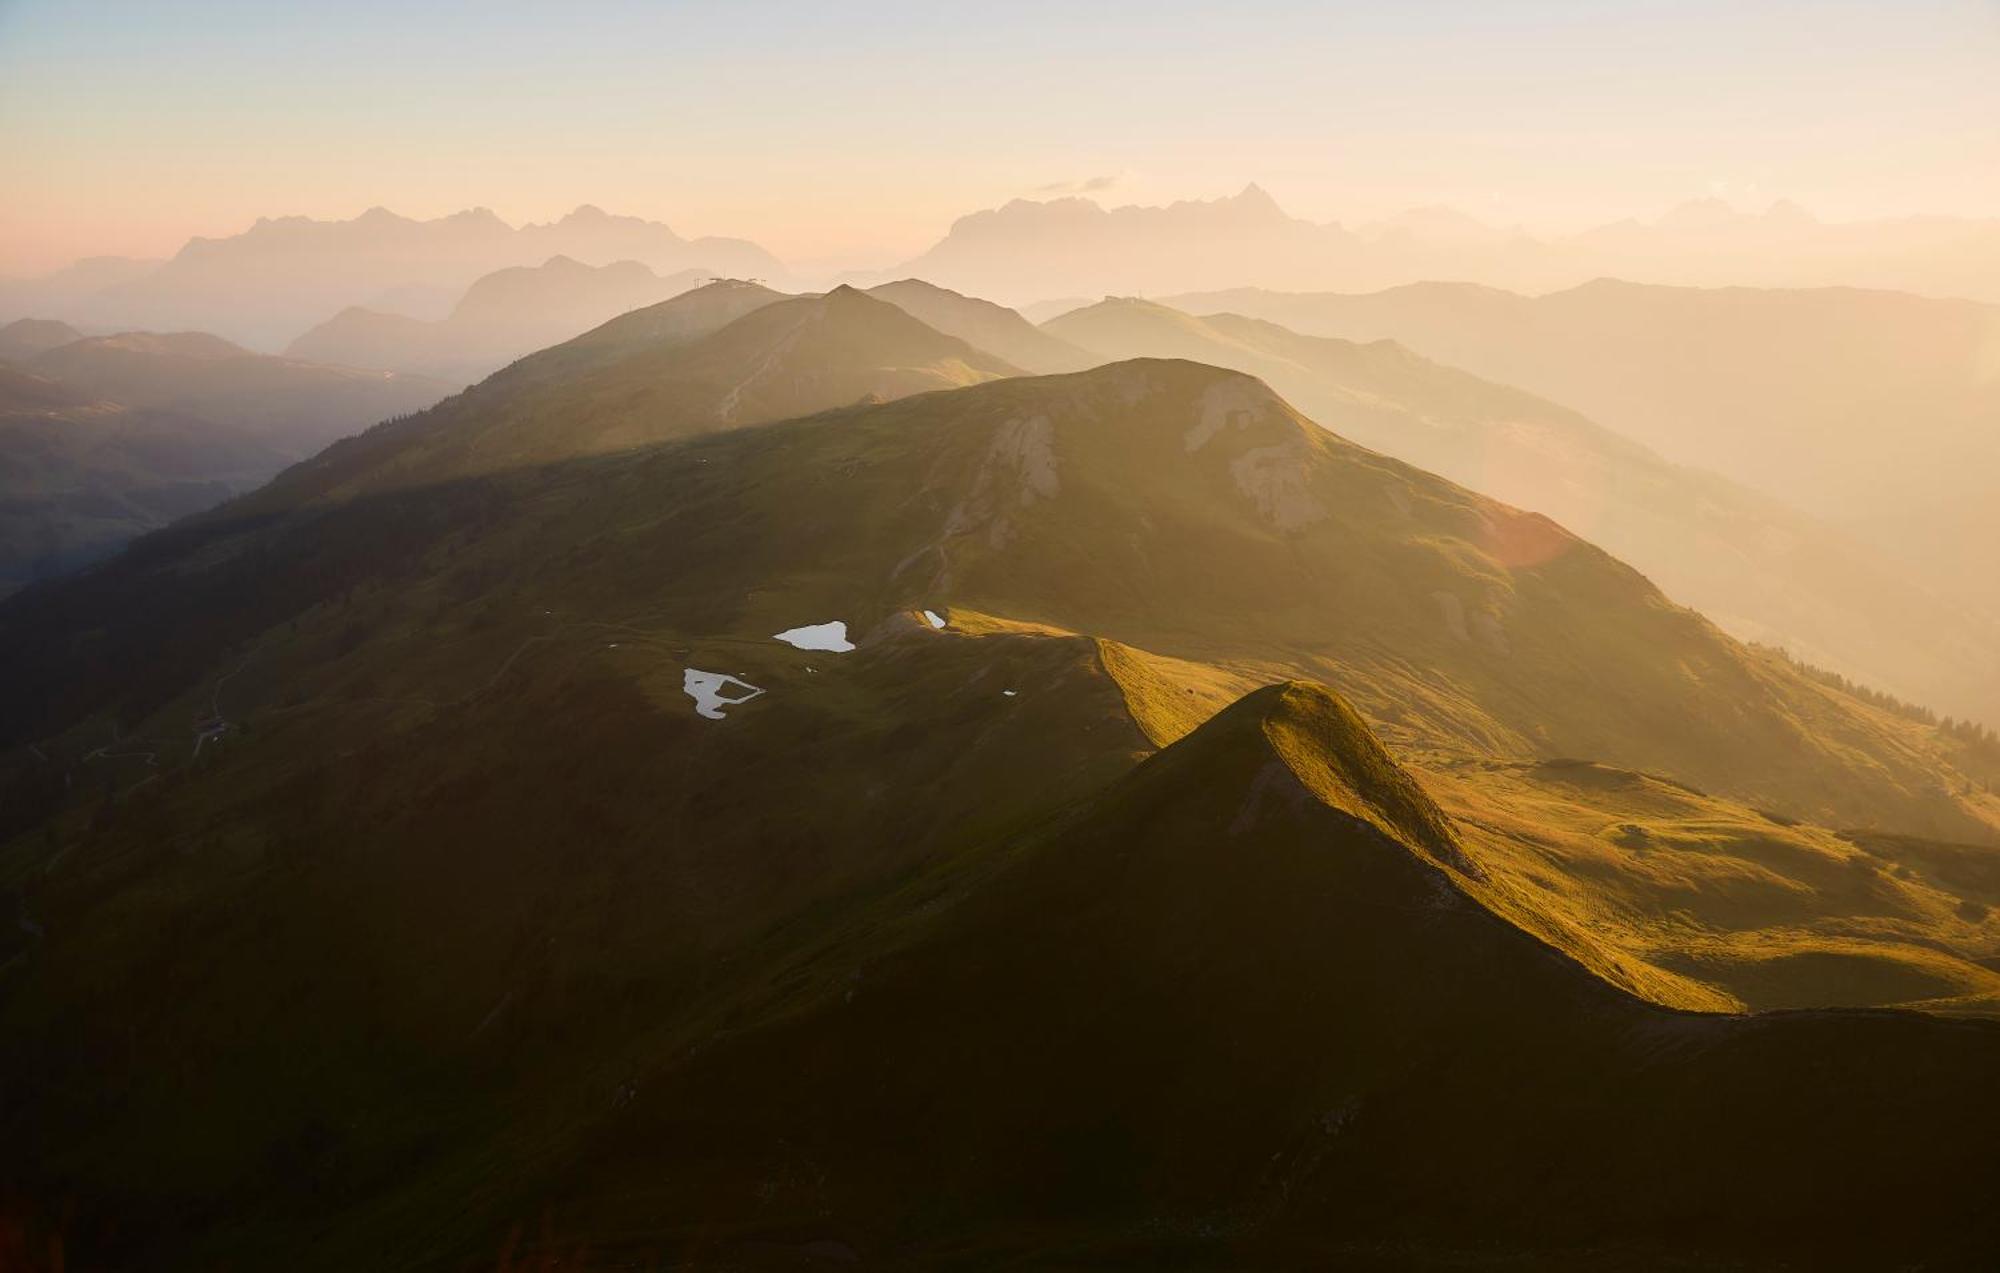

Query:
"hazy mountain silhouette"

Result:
[[856, 184, 1348, 304], [0, 317, 85, 362], [284, 257, 714, 383], [0, 257, 159, 326], [0, 332, 449, 591], [30, 330, 453, 453], [5, 205, 788, 349], [860, 186, 2000, 305], [1044, 295, 2000, 723]]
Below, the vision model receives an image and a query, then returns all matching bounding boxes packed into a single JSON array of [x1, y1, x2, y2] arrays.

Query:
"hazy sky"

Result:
[[3, 0, 1997, 275]]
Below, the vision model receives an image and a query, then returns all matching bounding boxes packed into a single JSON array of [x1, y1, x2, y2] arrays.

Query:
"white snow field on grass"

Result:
[[772, 621, 856, 652], [683, 669, 766, 720]]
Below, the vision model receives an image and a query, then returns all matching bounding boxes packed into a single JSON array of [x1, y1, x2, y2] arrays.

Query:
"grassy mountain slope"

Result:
[[1045, 296, 2000, 725]]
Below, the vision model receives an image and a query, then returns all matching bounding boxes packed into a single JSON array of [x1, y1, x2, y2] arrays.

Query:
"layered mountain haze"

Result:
[[1165, 279, 2000, 612], [5, 279, 2000, 1266], [1043, 295, 2000, 724], [285, 257, 715, 384], [0, 317, 85, 362], [0, 258, 160, 327], [0, 365, 289, 594], [4, 205, 787, 349], [0, 331, 449, 594], [27, 330, 453, 453]]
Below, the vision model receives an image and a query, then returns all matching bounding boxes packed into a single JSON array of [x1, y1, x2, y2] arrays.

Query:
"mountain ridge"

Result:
[[5, 205, 791, 349], [1045, 294, 2000, 727]]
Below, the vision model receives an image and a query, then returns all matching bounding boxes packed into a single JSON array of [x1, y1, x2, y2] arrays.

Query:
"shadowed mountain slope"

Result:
[[537, 681, 2000, 1268]]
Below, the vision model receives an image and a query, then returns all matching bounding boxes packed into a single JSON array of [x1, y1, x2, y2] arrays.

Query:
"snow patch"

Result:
[[773, 621, 855, 652], [683, 669, 766, 720]]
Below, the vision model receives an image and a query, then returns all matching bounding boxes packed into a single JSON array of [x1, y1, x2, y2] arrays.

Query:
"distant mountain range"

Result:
[[14, 187, 2000, 361], [851, 185, 2000, 305], [0, 205, 788, 350]]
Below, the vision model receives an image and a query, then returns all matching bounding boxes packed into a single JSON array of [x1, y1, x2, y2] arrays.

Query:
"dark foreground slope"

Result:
[[542, 683, 2000, 1270], [9, 673, 1996, 1270]]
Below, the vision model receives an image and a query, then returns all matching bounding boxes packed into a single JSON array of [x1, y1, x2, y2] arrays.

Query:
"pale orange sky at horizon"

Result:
[[4, 0, 1997, 276]]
